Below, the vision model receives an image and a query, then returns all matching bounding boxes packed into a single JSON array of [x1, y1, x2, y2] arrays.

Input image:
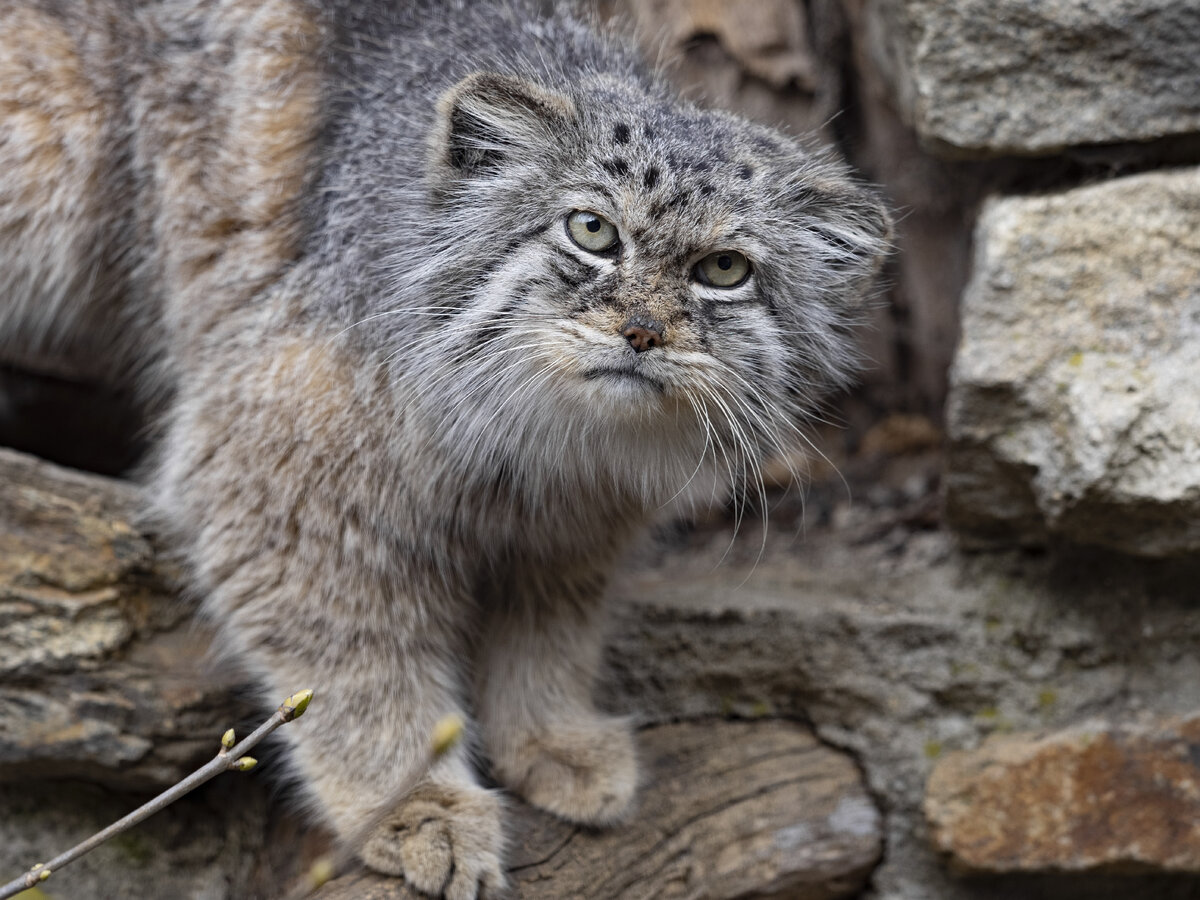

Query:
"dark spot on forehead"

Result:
[[698, 182, 715, 196], [648, 192, 691, 219], [738, 164, 754, 180], [613, 123, 630, 144], [642, 166, 660, 190], [643, 124, 656, 139], [601, 157, 630, 178]]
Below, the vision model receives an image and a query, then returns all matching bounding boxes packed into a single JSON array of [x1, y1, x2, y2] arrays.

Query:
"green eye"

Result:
[[695, 250, 751, 288], [566, 210, 619, 253]]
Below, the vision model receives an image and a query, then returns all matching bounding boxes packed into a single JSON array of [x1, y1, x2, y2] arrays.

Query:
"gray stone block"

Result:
[[946, 167, 1200, 556], [863, 0, 1200, 155]]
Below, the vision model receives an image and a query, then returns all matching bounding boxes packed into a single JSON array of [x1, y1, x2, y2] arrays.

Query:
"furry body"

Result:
[[0, 1, 890, 896]]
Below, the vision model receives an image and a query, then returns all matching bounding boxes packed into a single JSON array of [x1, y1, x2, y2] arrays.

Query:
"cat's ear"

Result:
[[792, 175, 893, 299], [431, 72, 576, 183]]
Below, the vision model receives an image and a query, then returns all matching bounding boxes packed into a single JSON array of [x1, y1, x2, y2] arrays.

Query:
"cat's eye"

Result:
[[566, 210, 619, 253], [694, 250, 751, 288]]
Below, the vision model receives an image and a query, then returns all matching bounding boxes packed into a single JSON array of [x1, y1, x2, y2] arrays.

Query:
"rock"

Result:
[[317, 720, 881, 900], [944, 167, 1200, 557], [612, 527, 1200, 899], [610, 0, 849, 143], [860, 0, 1200, 156], [925, 715, 1200, 873], [622, 0, 819, 91], [858, 414, 942, 459]]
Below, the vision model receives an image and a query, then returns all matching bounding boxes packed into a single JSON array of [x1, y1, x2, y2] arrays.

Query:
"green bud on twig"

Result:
[[0, 688, 317, 900], [281, 689, 314, 721], [21, 863, 51, 891]]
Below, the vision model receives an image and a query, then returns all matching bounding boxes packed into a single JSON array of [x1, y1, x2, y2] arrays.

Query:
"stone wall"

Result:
[[2, 2, 1199, 899]]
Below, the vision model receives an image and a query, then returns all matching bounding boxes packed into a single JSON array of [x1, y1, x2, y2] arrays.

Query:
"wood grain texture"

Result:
[[0, 447, 881, 898], [317, 720, 879, 900], [0, 447, 253, 789]]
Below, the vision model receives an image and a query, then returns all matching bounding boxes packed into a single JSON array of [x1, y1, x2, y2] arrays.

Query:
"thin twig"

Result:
[[0, 689, 314, 900]]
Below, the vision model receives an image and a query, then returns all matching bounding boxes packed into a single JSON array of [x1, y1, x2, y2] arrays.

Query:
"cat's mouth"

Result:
[[580, 366, 666, 393]]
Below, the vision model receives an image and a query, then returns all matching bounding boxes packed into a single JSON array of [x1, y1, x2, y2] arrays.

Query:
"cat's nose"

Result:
[[621, 316, 664, 353]]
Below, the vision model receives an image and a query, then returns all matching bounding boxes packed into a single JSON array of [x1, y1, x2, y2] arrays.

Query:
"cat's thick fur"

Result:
[[0, 1, 890, 896]]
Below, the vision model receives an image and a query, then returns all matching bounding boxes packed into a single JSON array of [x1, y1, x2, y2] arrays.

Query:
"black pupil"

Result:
[[718, 255, 733, 270], [586, 218, 601, 233]]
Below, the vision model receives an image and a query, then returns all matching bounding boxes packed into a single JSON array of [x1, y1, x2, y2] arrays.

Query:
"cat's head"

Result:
[[399, 70, 890, 504]]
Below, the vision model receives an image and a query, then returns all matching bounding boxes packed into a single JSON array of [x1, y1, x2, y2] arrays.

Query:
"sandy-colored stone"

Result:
[[862, 0, 1200, 155], [623, 0, 818, 90], [926, 715, 1200, 872], [945, 167, 1200, 556]]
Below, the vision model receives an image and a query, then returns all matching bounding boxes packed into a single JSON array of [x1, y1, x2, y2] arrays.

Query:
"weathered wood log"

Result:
[[0, 448, 253, 789], [0, 447, 882, 898], [317, 720, 880, 900]]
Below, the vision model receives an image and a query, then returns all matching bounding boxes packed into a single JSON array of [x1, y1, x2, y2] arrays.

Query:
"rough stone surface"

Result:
[[944, 167, 1200, 557], [926, 715, 1200, 873], [608, 0, 850, 145], [862, 0, 1200, 155], [612, 519, 1200, 900], [318, 720, 881, 900], [623, 0, 819, 91]]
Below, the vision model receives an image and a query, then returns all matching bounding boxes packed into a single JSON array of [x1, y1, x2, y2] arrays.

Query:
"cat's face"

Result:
[[406, 73, 889, 500]]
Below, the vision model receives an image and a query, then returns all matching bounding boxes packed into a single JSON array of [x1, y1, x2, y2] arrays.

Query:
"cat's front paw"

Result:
[[498, 717, 638, 826], [360, 781, 506, 900]]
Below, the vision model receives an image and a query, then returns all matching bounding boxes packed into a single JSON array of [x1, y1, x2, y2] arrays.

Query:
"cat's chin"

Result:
[[569, 366, 677, 420], [580, 366, 666, 394]]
